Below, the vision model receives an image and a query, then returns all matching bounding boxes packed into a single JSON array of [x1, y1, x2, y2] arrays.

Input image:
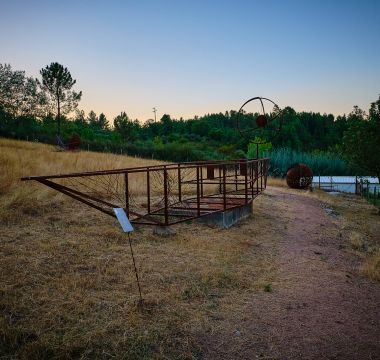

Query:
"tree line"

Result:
[[0, 62, 379, 180]]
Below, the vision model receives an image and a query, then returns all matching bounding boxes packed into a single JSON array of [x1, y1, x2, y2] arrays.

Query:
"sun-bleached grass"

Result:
[[267, 176, 287, 188], [0, 138, 164, 220], [2, 139, 379, 358], [307, 188, 380, 282], [0, 139, 279, 358], [362, 251, 380, 282]]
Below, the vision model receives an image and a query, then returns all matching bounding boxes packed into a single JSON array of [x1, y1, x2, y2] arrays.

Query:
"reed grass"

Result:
[[267, 148, 350, 176]]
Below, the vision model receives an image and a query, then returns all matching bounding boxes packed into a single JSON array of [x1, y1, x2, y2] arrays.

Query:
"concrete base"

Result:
[[196, 202, 253, 229]]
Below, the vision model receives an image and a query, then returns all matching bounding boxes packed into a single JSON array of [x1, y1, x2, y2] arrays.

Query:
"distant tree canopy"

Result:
[[343, 96, 380, 181], [1, 62, 379, 176], [40, 62, 82, 136]]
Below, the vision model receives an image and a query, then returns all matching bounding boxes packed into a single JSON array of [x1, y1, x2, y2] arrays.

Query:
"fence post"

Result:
[[125, 172, 129, 217], [374, 187, 377, 206], [163, 166, 169, 226], [196, 166, 201, 216], [177, 164, 182, 203], [360, 179, 363, 198], [223, 164, 227, 210], [355, 176, 357, 195]]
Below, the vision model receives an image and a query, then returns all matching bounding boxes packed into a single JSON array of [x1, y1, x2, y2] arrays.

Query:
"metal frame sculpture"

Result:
[[22, 158, 269, 227], [21, 96, 284, 227], [20, 96, 280, 302], [236, 96, 283, 158]]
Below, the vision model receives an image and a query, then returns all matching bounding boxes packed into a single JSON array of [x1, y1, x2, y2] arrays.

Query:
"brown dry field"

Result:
[[1, 139, 379, 359]]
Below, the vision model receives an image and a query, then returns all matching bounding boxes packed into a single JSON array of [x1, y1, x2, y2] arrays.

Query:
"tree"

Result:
[[40, 62, 82, 136], [87, 111, 109, 130], [114, 112, 140, 141], [343, 96, 380, 182], [0, 63, 46, 117], [87, 110, 98, 126], [98, 113, 109, 130]]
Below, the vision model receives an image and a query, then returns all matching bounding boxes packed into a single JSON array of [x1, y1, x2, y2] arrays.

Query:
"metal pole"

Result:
[[219, 165, 222, 194], [223, 165, 227, 210], [147, 169, 150, 214], [374, 187, 377, 206], [125, 172, 129, 217], [235, 163, 238, 191], [127, 232, 143, 303], [355, 176, 357, 195], [200, 165, 204, 197], [178, 164, 182, 203], [361, 180, 363, 198], [251, 161, 254, 197], [244, 160, 248, 204], [256, 161, 259, 195], [153, 107, 157, 122], [196, 166, 201, 216], [163, 167, 168, 225]]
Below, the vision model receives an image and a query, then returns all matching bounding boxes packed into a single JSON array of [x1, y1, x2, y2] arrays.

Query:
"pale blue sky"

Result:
[[1, 0, 379, 121]]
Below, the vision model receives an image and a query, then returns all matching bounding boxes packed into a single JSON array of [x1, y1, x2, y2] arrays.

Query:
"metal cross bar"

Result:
[[22, 158, 270, 227]]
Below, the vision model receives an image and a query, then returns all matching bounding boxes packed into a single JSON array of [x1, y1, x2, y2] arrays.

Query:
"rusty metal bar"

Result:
[[163, 166, 169, 226], [244, 160, 248, 204], [218, 165, 222, 193], [200, 165, 204, 197], [207, 165, 214, 179], [125, 172, 129, 216], [147, 169, 151, 214], [223, 164, 227, 210], [21, 158, 270, 181], [235, 163, 238, 191], [37, 179, 116, 217], [196, 166, 201, 217], [256, 161, 259, 195], [178, 164, 182, 203], [251, 162, 254, 198], [22, 158, 270, 228]]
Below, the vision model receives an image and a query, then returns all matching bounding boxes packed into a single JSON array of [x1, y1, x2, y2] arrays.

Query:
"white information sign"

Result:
[[113, 208, 134, 233]]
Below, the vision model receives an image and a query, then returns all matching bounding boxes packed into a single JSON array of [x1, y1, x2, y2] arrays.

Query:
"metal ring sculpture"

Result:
[[286, 163, 313, 189], [236, 96, 283, 144]]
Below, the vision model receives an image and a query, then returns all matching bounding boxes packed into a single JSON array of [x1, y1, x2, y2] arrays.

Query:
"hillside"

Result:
[[0, 139, 379, 359]]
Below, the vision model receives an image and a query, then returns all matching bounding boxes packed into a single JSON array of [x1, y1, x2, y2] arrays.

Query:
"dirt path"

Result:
[[202, 187, 380, 360]]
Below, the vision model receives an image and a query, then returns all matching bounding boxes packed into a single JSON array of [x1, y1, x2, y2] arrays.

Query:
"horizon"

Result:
[[1, 0, 379, 122]]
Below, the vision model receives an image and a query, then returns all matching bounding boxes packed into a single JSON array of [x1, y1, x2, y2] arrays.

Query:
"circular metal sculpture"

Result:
[[236, 97, 284, 158], [286, 163, 313, 189], [236, 97, 283, 141]]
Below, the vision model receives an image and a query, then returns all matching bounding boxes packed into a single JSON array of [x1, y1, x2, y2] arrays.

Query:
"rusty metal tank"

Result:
[[286, 163, 313, 189]]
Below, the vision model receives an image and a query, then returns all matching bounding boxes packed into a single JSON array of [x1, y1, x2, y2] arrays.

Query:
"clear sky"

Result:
[[1, 0, 379, 122]]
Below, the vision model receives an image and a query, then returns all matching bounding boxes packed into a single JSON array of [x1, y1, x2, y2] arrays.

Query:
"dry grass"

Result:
[[0, 138, 163, 222], [1, 139, 379, 358], [0, 139, 279, 358], [308, 188, 380, 281], [266, 177, 287, 188]]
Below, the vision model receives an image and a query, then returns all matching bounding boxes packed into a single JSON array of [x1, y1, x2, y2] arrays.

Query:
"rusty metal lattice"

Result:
[[21, 158, 269, 227], [286, 163, 313, 189]]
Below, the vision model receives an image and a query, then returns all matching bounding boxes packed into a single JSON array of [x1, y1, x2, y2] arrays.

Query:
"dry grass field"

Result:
[[1, 138, 379, 359]]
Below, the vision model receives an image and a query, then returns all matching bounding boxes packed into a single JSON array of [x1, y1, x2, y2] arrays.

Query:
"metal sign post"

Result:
[[113, 208, 143, 304]]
